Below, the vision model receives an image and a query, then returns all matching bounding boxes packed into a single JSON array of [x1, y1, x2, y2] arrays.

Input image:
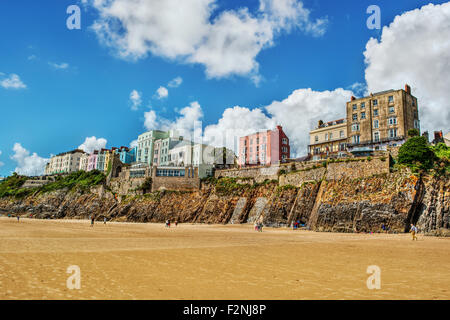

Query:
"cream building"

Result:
[[308, 119, 348, 160], [45, 149, 85, 175], [79, 153, 89, 171]]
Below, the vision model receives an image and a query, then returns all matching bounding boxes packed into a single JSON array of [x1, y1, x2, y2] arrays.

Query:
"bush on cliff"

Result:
[[398, 136, 436, 171], [0, 173, 29, 198], [39, 170, 106, 193]]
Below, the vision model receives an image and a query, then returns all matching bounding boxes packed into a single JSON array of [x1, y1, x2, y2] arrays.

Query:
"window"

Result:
[[315, 135, 319, 142], [389, 129, 398, 138], [250, 139, 253, 145], [352, 104, 357, 111], [414, 120, 420, 129], [352, 124, 360, 132], [373, 120, 379, 128], [352, 114, 358, 121], [389, 106, 395, 113], [388, 117, 397, 125], [373, 99, 378, 106], [282, 138, 288, 144], [352, 135, 360, 144], [373, 109, 379, 116], [374, 132, 380, 142], [256, 138, 259, 144], [325, 133, 328, 141], [361, 112, 366, 119], [361, 102, 365, 109], [388, 96, 394, 103], [329, 133, 333, 140], [263, 136, 266, 143], [340, 130, 345, 138]]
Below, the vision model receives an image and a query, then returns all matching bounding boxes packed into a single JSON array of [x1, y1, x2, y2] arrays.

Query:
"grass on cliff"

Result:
[[0, 173, 29, 198], [39, 170, 106, 193], [0, 170, 106, 199], [202, 177, 277, 195]]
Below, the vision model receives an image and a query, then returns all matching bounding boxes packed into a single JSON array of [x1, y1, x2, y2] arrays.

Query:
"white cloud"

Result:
[[10, 143, 49, 176], [144, 109, 158, 131], [78, 136, 108, 153], [203, 88, 352, 156], [0, 73, 27, 89], [364, 2, 450, 133], [86, 0, 327, 81], [144, 102, 204, 141], [0, 151, 4, 167], [129, 139, 138, 149], [129, 89, 142, 110], [155, 86, 168, 99], [49, 62, 69, 70], [27, 55, 37, 61], [141, 88, 352, 157], [168, 76, 183, 88]]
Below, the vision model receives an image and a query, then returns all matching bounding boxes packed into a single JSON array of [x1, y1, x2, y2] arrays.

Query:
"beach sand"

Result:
[[0, 217, 449, 300]]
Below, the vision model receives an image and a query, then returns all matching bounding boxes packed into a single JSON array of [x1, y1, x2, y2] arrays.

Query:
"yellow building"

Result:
[[308, 119, 348, 160]]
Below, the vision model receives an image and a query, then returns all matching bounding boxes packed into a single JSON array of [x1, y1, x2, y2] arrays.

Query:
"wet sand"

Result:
[[0, 217, 449, 300]]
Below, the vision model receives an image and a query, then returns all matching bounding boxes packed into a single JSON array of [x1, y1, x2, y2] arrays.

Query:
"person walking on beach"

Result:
[[410, 224, 418, 241], [17, 215, 20, 222], [91, 216, 95, 227], [104, 217, 107, 225], [175, 220, 178, 227]]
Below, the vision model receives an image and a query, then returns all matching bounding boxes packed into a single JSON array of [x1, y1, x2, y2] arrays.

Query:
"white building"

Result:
[[79, 153, 89, 171], [45, 149, 85, 175]]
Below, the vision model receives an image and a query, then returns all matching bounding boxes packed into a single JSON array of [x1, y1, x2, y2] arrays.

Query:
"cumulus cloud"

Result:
[[129, 89, 142, 110], [129, 139, 138, 149], [78, 136, 108, 153], [364, 2, 450, 133], [0, 73, 27, 89], [144, 102, 204, 141], [168, 76, 183, 88], [155, 86, 168, 99], [141, 88, 352, 157], [49, 62, 69, 70], [86, 0, 327, 81], [10, 143, 49, 176]]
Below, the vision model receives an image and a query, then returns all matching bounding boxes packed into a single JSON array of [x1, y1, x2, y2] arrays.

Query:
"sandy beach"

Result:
[[0, 217, 449, 300]]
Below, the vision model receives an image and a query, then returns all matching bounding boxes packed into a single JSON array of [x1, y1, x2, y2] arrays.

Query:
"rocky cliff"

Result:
[[0, 171, 448, 235]]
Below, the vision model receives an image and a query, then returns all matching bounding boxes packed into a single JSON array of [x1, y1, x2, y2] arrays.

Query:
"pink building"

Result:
[[87, 151, 98, 171], [239, 125, 290, 167]]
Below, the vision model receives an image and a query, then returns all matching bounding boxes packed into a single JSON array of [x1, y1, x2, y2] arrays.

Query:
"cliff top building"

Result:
[[44, 149, 85, 175], [239, 125, 290, 167], [308, 119, 347, 160], [136, 130, 173, 166], [346, 84, 420, 153]]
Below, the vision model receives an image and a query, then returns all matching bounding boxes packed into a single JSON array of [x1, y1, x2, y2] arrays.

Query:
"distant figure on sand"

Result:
[[254, 222, 258, 231], [104, 217, 107, 225], [165, 220, 171, 228], [175, 220, 178, 227], [91, 216, 95, 227], [410, 224, 418, 241], [17, 216, 20, 222]]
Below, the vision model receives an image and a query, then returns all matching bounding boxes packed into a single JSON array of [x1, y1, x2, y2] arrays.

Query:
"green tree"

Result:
[[398, 136, 436, 170], [407, 128, 420, 137]]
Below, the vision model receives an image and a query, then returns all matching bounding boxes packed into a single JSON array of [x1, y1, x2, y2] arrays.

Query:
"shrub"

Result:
[[408, 128, 420, 137], [398, 136, 436, 170]]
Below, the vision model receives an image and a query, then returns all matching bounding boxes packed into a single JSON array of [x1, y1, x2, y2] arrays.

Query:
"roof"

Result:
[[318, 118, 346, 129]]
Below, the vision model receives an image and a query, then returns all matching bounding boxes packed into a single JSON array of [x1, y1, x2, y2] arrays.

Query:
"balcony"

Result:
[[347, 135, 405, 148]]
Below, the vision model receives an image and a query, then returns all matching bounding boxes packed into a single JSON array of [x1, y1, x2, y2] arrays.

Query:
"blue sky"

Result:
[[1, 0, 449, 176]]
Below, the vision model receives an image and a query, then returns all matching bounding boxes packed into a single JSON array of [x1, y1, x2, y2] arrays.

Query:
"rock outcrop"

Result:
[[0, 171, 448, 235]]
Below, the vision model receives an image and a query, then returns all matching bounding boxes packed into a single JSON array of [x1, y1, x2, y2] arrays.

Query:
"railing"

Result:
[[347, 136, 405, 148]]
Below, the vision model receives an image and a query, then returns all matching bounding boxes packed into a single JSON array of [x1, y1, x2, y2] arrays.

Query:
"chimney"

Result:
[[351, 96, 356, 101], [318, 120, 324, 127], [405, 84, 411, 94]]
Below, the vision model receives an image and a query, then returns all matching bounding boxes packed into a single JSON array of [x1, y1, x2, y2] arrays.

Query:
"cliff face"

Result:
[[0, 172, 448, 235]]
